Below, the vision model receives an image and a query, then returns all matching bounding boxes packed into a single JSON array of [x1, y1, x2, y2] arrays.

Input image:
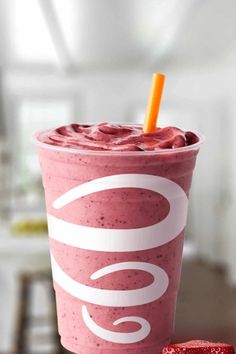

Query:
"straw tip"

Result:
[[153, 72, 165, 80]]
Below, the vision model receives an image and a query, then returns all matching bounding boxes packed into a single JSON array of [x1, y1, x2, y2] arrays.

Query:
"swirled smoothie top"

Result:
[[38, 123, 199, 152]]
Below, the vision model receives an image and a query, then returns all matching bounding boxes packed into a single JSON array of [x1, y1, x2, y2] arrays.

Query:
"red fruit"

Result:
[[163, 340, 235, 354]]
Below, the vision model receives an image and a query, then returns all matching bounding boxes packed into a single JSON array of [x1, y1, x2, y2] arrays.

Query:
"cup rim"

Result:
[[34, 123, 204, 156]]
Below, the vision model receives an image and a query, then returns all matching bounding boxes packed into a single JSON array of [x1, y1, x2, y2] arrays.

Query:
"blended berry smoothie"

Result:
[[35, 123, 202, 354]]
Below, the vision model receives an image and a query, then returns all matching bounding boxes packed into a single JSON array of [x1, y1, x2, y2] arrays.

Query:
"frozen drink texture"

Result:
[[36, 123, 202, 354]]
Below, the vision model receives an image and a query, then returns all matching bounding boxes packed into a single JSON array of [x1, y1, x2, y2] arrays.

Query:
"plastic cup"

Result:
[[35, 129, 202, 354]]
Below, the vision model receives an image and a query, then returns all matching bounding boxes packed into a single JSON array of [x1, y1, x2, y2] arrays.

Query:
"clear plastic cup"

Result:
[[35, 128, 202, 354]]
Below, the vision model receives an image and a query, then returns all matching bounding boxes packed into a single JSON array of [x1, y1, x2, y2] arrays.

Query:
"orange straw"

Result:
[[143, 73, 165, 133]]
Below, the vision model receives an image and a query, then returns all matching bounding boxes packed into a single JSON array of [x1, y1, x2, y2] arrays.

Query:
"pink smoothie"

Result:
[[36, 123, 202, 354]]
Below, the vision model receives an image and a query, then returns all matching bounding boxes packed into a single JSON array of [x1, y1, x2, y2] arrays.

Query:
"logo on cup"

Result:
[[48, 174, 188, 344]]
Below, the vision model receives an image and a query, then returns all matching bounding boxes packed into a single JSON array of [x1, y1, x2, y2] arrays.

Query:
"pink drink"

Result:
[[35, 123, 202, 354]]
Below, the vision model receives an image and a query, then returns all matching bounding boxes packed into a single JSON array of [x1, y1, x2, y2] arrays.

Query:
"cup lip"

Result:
[[34, 123, 204, 156]]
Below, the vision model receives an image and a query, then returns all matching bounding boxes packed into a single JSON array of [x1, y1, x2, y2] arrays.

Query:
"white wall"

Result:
[[4, 70, 150, 124]]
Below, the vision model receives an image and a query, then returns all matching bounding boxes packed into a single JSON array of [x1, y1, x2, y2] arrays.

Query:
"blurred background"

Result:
[[0, 0, 236, 353]]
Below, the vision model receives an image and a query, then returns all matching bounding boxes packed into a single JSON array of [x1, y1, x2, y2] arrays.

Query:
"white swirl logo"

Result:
[[48, 174, 188, 344]]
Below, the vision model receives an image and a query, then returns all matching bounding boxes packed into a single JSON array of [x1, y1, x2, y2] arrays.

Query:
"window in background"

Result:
[[13, 98, 74, 210]]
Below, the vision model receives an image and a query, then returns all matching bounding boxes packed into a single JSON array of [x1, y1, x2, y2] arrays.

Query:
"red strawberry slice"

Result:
[[163, 340, 235, 354]]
